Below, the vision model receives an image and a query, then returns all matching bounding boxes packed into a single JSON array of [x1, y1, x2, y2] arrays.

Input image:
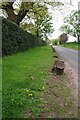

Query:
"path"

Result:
[[53, 45, 79, 73]]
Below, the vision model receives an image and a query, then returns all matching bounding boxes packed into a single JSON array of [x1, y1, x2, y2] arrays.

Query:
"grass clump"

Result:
[[2, 45, 55, 118]]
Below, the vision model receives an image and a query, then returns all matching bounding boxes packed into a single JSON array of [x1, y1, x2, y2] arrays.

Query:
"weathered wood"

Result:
[[52, 59, 65, 75]]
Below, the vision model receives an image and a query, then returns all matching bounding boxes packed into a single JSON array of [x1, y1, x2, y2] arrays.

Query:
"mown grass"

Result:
[[64, 42, 80, 50], [2, 45, 55, 118]]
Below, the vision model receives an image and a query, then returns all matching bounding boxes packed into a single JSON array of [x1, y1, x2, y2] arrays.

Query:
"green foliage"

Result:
[[20, 23, 36, 35], [0, 0, 64, 25], [63, 42, 79, 50], [2, 17, 46, 56], [35, 14, 54, 40], [60, 10, 80, 41], [2, 45, 55, 118], [52, 39, 59, 45], [59, 33, 68, 45], [20, 6, 54, 41], [0, 1, 9, 7], [60, 25, 71, 34], [0, 58, 2, 120]]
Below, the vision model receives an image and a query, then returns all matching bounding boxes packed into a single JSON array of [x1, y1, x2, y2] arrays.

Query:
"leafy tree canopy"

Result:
[[0, 0, 63, 40], [0, 0, 63, 25], [60, 10, 80, 42]]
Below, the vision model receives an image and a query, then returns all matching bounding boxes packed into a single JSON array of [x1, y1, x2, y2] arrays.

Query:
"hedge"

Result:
[[2, 17, 46, 56]]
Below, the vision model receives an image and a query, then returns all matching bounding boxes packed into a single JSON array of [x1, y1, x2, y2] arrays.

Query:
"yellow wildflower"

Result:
[[42, 86, 44, 90], [25, 89, 30, 93], [28, 93, 33, 97]]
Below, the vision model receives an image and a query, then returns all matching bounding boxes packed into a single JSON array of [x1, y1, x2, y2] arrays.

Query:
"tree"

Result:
[[19, 2, 54, 40], [52, 39, 58, 45], [20, 12, 54, 40], [1, 1, 34, 25], [59, 33, 68, 45], [60, 10, 80, 42], [35, 13, 54, 40], [60, 24, 71, 34], [0, 0, 63, 25], [0, 0, 63, 40]]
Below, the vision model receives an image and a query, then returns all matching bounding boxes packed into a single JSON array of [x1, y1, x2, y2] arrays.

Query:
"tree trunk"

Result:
[[2, 2, 29, 25], [2, 2, 17, 23], [6, 6, 17, 24], [16, 10, 29, 25], [36, 29, 39, 37], [77, 34, 80, 43], [52, 59, 65, 75]]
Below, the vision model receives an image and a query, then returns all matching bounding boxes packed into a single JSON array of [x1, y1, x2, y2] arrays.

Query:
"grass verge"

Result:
[[40, 74, 78, 118], [0, 57, 2, 119], [2, 45, 55, 118], [63, 42, 80, 50]]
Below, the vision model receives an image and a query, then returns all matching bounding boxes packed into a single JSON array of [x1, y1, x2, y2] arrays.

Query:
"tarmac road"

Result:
[[53, 45, 79, 74]]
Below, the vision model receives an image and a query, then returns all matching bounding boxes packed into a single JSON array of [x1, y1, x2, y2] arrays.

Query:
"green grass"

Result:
[[0, 57, 2, 119], [2, 45, 55, 118], [64, 42, 80, 50]]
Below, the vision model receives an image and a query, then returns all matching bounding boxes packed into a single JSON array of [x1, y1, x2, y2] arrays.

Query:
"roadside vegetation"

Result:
[[2, 45, 56, 118], [1, 1, 78, 118], [64, 42, 80, 50], [60, 10, 80, 42], [60, 42, 79, 50], [40, 74, 78, 118], [2, 45, 78, 118], [51, 37, 79, 50], [2, 18, 46, 56], [0, 57, 2, 119], [51, 33, 68, 46]]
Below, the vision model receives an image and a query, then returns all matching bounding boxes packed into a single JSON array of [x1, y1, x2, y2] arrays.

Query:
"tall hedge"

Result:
[[2, 18, 46, 56]]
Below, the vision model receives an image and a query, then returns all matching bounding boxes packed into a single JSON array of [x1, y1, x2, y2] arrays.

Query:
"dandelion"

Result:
[[25, 89, 29, 93], [26, 90, 29, 92], [28, 93, 33, 97], [42, 86, 45, 90]]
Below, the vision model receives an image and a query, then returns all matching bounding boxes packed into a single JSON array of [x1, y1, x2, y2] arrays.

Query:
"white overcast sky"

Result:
[[48, 0, 80, 39]]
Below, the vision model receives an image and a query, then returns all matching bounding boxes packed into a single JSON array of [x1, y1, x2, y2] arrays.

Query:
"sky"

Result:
[[48, 0, 80, 40]]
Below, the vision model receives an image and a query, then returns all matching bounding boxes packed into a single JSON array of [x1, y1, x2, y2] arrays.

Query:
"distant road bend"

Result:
[[53, 46, 79, 74]]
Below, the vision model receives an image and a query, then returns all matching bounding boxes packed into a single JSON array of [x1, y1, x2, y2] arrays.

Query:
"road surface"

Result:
[[52, 45, 80, 108], [53, 46, 79, 74]]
